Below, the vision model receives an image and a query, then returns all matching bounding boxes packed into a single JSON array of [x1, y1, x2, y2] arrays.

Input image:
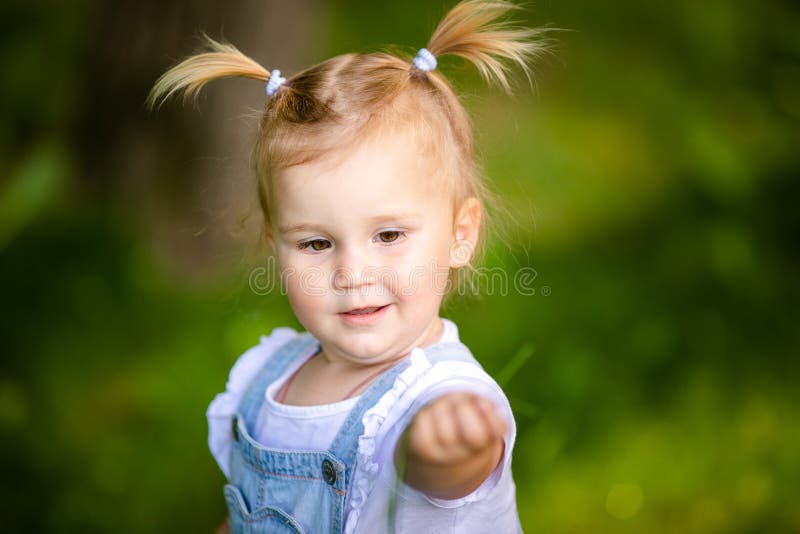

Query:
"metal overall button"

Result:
[[232, 416, 239, 442], [321, 459, 336, 485]]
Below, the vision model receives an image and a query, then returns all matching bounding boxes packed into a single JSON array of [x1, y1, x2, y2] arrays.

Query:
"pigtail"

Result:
[[146, 34, 272, 109], [426, 0, 551, 92]]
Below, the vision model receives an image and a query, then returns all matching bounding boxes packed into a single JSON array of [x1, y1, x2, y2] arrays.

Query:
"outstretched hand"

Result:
[[396, 392, 507, 499]]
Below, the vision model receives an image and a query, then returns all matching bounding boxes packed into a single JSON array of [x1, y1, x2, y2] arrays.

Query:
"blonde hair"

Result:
[[148, 0, 550, 277]]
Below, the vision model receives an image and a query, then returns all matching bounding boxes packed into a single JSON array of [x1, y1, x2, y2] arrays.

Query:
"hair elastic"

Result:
[[413, 48, 437, 72], [266, 69, 286, 97]]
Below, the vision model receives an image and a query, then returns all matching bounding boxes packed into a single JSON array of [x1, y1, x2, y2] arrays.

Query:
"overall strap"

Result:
[[327, 357, 414, 484], [237, 333, 320, 429]]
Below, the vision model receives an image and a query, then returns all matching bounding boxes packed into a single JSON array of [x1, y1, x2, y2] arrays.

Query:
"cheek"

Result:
[[386, 243, 451, 299], [278, 245, 330, 283], [279, 254, 331, 317], [286, 278, 327, 323]]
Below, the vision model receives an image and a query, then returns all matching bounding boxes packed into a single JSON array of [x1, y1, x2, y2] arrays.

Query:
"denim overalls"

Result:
[[225, 332, 480, 533]]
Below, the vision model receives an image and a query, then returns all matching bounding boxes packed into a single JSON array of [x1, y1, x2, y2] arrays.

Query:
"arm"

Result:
[[394, 391, 507, 500]]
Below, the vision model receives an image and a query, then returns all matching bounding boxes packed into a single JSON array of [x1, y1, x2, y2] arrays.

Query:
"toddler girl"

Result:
[[149, 1, 548, 532]]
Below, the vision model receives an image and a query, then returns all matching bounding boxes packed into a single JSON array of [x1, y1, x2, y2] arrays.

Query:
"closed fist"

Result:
[[405, 391, 507, 466]]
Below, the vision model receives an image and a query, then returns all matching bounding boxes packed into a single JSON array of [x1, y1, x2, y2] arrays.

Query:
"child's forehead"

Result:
[[270, 135, 454, 225], [274, 130, 446, 192], [276, 163, 442, 210], [264, 110, 465, 228]]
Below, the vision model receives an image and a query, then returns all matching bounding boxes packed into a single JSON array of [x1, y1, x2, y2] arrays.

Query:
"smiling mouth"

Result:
[[341, 305, 389, 316]]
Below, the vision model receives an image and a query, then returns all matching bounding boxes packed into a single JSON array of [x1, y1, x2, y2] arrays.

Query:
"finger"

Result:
[[476, 396, 507, 438], [408, 408, 442, 463], [454, 396, 493, 451], [429, 394, 460, 452]]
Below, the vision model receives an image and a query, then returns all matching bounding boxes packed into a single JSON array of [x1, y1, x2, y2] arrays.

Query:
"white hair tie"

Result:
[[413, 48, 437, 72], [266, 69, 286, 97]]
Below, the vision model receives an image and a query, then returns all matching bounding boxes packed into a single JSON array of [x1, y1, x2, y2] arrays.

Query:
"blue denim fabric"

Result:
[[226, 333, 479, 533]]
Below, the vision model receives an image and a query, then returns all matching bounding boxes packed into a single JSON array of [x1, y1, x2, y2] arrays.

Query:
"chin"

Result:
[[341, 340, 391, 362]]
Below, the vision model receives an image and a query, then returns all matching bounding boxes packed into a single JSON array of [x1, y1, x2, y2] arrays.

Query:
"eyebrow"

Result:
[[278, 213, 422, 235]]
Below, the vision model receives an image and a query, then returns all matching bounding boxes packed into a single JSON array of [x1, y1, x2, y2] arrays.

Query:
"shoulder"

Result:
[[206, 326, 299, 478], [209, 325, 300, 414], [347, 333, 520, 528], [224, 327, 299, 393], [376, 345, 517, 494]]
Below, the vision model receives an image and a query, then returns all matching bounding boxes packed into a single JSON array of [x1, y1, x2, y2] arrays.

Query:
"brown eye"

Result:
[[299, 239, 331, 251], [377, 231, 402, 243]]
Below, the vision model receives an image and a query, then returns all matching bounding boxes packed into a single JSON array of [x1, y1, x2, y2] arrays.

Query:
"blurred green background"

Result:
[[1, 0, 798, 532]]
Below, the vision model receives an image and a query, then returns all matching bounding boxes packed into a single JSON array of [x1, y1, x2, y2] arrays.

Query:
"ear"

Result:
[[450, 197, 482, 268]]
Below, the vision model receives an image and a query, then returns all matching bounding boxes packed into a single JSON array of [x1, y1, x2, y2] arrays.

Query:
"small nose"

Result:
[[332, 246, 377, 291]]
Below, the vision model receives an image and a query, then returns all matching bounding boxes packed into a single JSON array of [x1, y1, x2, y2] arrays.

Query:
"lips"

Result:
[[345, 306, 384, 315], [338, 304, 390, 325]]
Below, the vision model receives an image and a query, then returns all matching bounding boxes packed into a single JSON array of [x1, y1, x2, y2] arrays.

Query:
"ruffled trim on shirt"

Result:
[[344, 348, 433, 534]]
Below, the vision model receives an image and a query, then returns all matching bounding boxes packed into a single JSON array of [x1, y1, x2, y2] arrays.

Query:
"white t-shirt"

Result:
[[207, 318, 521, 533]]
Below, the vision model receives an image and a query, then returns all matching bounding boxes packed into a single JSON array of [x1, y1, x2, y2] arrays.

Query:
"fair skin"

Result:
[[265, 130, 506, 500]]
